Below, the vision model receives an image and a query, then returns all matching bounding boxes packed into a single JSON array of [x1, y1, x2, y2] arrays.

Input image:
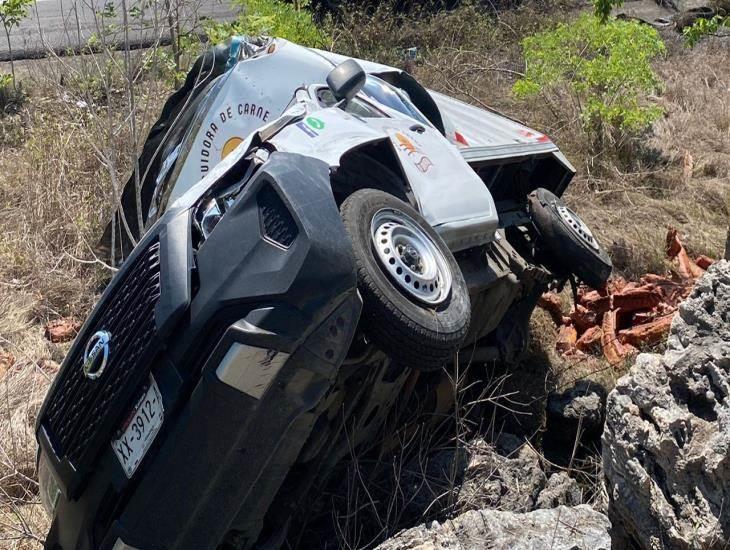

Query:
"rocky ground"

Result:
[[373, 260, 729, 549], [376, 505, 612, 550], [604, 260, 730, 549]]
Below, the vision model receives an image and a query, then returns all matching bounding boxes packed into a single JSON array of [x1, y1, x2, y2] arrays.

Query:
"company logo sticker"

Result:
[[393, 130, 434, 173], [306, 117, 325, 130], [296, 121, 318, 138], [221, 137, 243, 159], [395, 132, 417, 154], [198, 101, 271, 175]]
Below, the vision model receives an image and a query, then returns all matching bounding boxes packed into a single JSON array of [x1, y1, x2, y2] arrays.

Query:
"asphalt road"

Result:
[[1, 0, 237, 60]]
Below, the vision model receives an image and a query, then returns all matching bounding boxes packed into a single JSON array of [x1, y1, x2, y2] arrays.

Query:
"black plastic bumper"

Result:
[[38, 153, 360, 549]]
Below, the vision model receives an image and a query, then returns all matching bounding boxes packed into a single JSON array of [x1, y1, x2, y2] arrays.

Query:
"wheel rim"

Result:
[[556, 205, 600, 251], [370, 208, 453, 305]]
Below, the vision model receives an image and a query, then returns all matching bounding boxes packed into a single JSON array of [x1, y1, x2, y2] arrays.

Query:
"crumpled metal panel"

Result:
[[312, 47, 574, 169], [270, 106, 499, 250]]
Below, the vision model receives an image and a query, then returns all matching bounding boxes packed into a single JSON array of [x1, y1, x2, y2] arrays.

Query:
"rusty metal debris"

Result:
[[618, 315, 674, 347], [538, 293, 568, 326], [44, 317, 81, 344], [666, 228, 705, 279], [539, 227, 717, 363], [0, 349, 14, 379], [556, 324, 578, 354], [576, 325, 603, 353], [601, 309, 637, 364]]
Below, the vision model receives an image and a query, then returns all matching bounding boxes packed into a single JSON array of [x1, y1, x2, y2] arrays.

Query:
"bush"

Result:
[[683, 15, 730, 47], [205, 0, 326, 48], [0, 72, 26, 115], [0, 0, 32, 91], [513, 14, 665, 136]]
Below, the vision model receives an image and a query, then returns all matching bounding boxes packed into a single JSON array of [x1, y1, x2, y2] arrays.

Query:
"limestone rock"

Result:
[[455, 437, 546, 513], [375, 505, 611, 550], [546, 380, 607, 444], [536, 472, 583, 509], [602, 260, 730, 549]]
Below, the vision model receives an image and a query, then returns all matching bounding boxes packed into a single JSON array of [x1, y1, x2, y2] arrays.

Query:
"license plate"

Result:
[[112, 377, 164, 478]]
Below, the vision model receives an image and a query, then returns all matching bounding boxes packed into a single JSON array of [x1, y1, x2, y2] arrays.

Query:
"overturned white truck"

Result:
[[36, 37, 611, 549]]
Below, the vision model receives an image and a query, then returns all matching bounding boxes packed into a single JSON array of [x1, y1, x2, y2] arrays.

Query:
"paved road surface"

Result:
[[1, 0, 237, 60]]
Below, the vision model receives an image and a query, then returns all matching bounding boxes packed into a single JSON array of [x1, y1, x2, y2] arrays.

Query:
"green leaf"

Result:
[[0, 0, 33, 29], [513, 14, 665, 136], [204, 0, 325, 48]]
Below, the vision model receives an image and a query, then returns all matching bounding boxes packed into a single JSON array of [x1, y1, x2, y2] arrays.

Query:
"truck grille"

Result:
[[43, 239, 162, 467], [258, 184, 298, 248]]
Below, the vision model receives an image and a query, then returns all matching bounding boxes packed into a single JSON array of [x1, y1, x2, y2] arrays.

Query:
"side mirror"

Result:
[[326, 59, 366, 102]]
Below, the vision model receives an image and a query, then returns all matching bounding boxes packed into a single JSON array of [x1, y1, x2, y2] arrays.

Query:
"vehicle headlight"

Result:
[[38, 453, 61, 517], [195, 198, 225, 240], [191, 147, 270, 246]]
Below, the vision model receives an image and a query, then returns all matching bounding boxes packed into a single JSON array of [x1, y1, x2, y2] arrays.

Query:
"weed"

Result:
[[205, 0, 327, 47]]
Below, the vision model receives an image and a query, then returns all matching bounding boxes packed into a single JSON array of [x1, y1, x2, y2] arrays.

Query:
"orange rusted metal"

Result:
[[579, 289, 604, 306], [582, 286, 663, 314], [613, 286, 664, 312], [641, 274, 693, 306], [580, 292, 609, 311], [552, 230, 718, 360], [569, 305, 597, 333], [666, 227, 705, 279], [666, 228, 683, 258], [618, 315, 673, 347], [556, 324, 578, 354], [45, 317, 82, 344], [538, 293, 567, 327], [676, 253, 705, 279], [641, 273, 672, 284], [601, 309, 637, 365], [695, 255, 715, 270], [576, 326, 603, 353]]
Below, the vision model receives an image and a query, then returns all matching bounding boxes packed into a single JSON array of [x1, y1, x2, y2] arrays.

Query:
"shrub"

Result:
[[593, 0, 623, 22], [683, 15, 730, 47], [0, 72, 26, 114], [328, 1, 502, 68], [0, 0, 33, 91], [205, 0, 326, 48], [513, 14, 665, 136]]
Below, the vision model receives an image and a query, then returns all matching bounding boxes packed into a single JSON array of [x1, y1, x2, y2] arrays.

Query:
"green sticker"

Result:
[[306, 117, 325, 130]]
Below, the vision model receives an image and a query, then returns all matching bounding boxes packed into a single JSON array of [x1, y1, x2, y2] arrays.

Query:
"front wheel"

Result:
[[340, 189, 470, 371], [528, 188, 612, 289]]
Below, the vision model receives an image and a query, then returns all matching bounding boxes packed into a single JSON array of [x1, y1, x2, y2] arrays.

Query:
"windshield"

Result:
[[361, 75, 431, 126]]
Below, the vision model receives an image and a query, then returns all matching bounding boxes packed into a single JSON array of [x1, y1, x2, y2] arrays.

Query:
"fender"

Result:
[[269, 106, 499, 251]]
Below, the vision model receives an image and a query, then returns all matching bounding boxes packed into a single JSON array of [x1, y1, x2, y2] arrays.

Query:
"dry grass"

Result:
[[572, 37, 730, 278], [0, 54, 171, 546], [0, 364, 53, 548]]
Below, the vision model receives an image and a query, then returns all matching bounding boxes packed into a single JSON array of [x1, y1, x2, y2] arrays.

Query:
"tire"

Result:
[[528, 187, 612, 288], [340, 189, 470, 371]]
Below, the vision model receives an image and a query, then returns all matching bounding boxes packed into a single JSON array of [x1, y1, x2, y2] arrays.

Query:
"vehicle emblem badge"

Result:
[[83, 330, 111, 380]]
